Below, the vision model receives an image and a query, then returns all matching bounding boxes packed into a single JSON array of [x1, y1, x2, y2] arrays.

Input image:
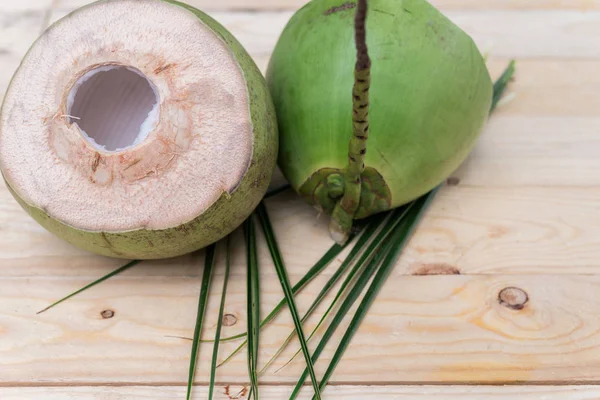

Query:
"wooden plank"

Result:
[[3, 184, 600, 277], [4, 273, 600, 384], [0, 10, 48, 99], [486, 59, 600, 118], [3, 385, 600, 399], [53, 0, 600, 11], [455, 116, 600, 187], [404, 186, 600, 275], [45, 8, 600, 60]]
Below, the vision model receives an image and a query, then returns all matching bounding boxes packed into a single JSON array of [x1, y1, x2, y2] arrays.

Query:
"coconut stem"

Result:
[[329, 0, 371, 244]]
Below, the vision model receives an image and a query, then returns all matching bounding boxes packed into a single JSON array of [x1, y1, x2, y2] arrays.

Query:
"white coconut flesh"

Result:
[[0, 0, 254, 232]]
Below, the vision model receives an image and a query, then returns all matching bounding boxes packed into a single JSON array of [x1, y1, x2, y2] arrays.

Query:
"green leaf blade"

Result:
[[261, 215, 385, 375], [256, 203, 322, 400], [186, 244, 217, 400], [244, 218, 260, 400], [288, 205, 414, 400], [491, 60, 516, 112], [37, 260, 142, 315], [215, 235, 352, 365], [208, 237, 232, 400], [314, 187, 441, 397]]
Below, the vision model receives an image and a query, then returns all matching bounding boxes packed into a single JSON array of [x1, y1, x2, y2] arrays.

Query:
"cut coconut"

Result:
[[0, 0, 278, 259]]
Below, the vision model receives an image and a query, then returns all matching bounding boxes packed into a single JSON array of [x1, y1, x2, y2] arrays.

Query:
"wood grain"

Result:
[[4, 272, 600, 385], [4, 386, 600, 399], [403, 186, 600, 275]]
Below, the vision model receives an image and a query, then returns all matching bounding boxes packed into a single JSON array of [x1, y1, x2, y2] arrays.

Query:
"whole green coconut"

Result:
[[0, 0, 278, 259], [267, 0, 492, 243]]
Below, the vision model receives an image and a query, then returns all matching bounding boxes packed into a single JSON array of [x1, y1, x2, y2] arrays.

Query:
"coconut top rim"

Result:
[[0, 0, 254, 233]]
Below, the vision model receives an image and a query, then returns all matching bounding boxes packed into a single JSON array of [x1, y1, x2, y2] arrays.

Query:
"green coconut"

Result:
[[267, 0, 492, 243], [0, 0, 278, 259]]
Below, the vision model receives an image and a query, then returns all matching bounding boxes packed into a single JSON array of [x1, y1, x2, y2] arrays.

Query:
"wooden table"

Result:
[[2, 0, 600, 398]]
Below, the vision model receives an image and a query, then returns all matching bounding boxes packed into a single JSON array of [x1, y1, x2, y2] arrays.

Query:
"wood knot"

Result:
[[224, 385, 247, 400], [222, 313, 238, 327], [498, 287, 529, 311], [413, 263, 460, 276], [101, 309, 115, 319]]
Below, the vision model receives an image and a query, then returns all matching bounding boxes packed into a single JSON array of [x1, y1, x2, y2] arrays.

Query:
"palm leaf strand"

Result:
[[37, 260, 141, 314], [492, 60, 516, 112], [290, 203, 410, 400], [311, 187, 440, 398], [208, 237, 232, 400], [288, 204, 414, 400], [244, 219, 260, 400], [256, 203, 322, 400], [276, 212, 400, 372], [259, 214, 385, 376], [186, 244, 217, 400], [215, 240, 352, 367]]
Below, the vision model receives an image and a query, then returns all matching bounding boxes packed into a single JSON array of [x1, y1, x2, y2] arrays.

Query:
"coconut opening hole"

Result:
[[68, 66, 159, 152]]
